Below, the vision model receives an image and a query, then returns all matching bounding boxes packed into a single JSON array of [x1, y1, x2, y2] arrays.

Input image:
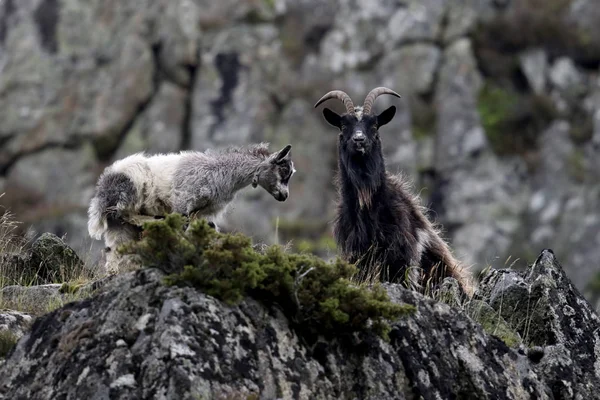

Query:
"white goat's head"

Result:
[[252, 144, 295, 202]]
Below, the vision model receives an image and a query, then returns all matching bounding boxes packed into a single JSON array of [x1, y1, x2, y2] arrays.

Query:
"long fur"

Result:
[[88, 143, 294, 261], [334, 131, 472, 295]]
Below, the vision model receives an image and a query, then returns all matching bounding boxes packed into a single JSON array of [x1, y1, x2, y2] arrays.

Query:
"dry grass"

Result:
[[0, 195, 99, 315]]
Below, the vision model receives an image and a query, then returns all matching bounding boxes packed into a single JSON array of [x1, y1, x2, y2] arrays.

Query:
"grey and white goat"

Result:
[[88, 143, 295, 272]]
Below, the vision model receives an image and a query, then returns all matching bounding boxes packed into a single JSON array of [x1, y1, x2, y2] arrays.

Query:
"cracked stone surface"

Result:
[[0, 250, 598, 398]]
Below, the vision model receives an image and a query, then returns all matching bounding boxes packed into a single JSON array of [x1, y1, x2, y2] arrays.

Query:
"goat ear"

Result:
[[377, 106, 396, 128], [323, 108, 342, 129], [273, 144, 292, 163]]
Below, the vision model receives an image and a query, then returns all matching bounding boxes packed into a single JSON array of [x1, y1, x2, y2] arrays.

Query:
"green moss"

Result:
[[466, 300, 522, 347], [477, 84, 556, 155], [123, 214, 415, 341], [478, 84, 517, 151], [276, 218, 329, 240], [0, 330, 18, 358], [296, 235, 337, 254], [59, 281, 82, 295]]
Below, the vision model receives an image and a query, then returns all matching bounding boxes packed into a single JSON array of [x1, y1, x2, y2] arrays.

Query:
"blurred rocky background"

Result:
[[1, 0, 600, 304]]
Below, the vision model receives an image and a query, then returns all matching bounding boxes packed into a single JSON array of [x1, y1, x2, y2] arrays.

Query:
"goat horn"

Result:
[[362, 87, 401, 115], [314, 90, 355, 115]]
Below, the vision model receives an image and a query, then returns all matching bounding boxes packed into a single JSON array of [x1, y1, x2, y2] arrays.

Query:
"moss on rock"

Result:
[[466, 300, 522, 347], [122, 214, 415, 341], [477, 83, 556, 156]]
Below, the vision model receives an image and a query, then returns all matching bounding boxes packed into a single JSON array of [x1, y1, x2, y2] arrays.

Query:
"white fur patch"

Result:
[[354, 106, 364, 121], [415, 228, 433, 262]]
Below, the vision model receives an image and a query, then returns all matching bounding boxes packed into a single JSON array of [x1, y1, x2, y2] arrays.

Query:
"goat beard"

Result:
[[357, 187, 372, 209]]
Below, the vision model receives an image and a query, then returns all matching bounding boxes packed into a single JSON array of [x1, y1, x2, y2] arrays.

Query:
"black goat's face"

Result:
[[322, 106, 397, 157]]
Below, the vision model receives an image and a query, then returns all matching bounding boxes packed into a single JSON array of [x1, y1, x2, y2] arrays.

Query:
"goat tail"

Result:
[[443, 252, 475, 298], [88, 196, 108, 240], [422, 234, 475, 298], [87, 171, 138, 241]]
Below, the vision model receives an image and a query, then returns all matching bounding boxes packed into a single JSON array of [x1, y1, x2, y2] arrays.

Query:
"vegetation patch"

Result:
[[410, 95, 436, 140], [275, 218, 335, 257], [0, 329, 18, 358], [122, 214, 414, 341], [474, 0, 600, 67], [477, 83, 556, 155]]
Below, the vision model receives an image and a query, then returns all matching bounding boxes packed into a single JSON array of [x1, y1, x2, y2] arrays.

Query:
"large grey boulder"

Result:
[[0, 232, 85, 286], [0, 250, 598, 399], [478, 249, 600, 396]]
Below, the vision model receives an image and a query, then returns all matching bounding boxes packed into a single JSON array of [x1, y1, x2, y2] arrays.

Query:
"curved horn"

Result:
[[314, 90, 355, 115], [362, 87, 402, 115]]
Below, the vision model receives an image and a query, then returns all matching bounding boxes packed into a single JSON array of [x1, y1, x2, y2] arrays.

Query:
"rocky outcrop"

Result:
[[0, 250, 598, 399], [0, 232, 85, 286], [0, 311, 32, 360], [2, 0, 600, 303], [477, 249, 600, 398]]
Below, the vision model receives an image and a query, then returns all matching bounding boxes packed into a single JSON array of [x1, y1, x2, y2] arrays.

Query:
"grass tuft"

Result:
[[0, 329, 18, 359]]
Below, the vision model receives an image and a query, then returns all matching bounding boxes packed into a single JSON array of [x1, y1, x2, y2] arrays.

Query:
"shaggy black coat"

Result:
[[334, 138, 464, 288]]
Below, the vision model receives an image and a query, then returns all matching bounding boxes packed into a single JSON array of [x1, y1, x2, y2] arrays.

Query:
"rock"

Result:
[[0, 311, 33, 343], [478, 249, 600, 394], [0, 311, 33, 359], [319, 0, 394, 72], [464, 299, 522, 347], [379, 44, 441, 95], [5, 145, 97, 208], [0, 284, 63, 316], [0, 266, 558, 399], [0, 273, 115, 316], [442, 154, 530, 269], [114, 82, 187, 158], [0, 252, 31, 286], [190, 25, 282, 150], [386, 0, 446, 45], [0, 1, 155, 168], [2, 0, 600, 308], [549, 57, 584, 93], [29, 233, 85, 284], [443, 0, 478, 42], [566, 0, 600, 60], [434, 38, 484, 170], [519, 48, 548, 95]]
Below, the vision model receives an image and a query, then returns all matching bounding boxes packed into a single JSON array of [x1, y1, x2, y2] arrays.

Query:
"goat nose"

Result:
[[353, 132, 365, 142]]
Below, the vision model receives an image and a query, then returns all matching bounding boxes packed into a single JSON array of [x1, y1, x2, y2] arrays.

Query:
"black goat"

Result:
[[315, 87, 472, 295]]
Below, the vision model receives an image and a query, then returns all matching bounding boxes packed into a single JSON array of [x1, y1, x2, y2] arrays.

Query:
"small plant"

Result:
[[122, 214, 415, 341], [0, 329, 18, 358]]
